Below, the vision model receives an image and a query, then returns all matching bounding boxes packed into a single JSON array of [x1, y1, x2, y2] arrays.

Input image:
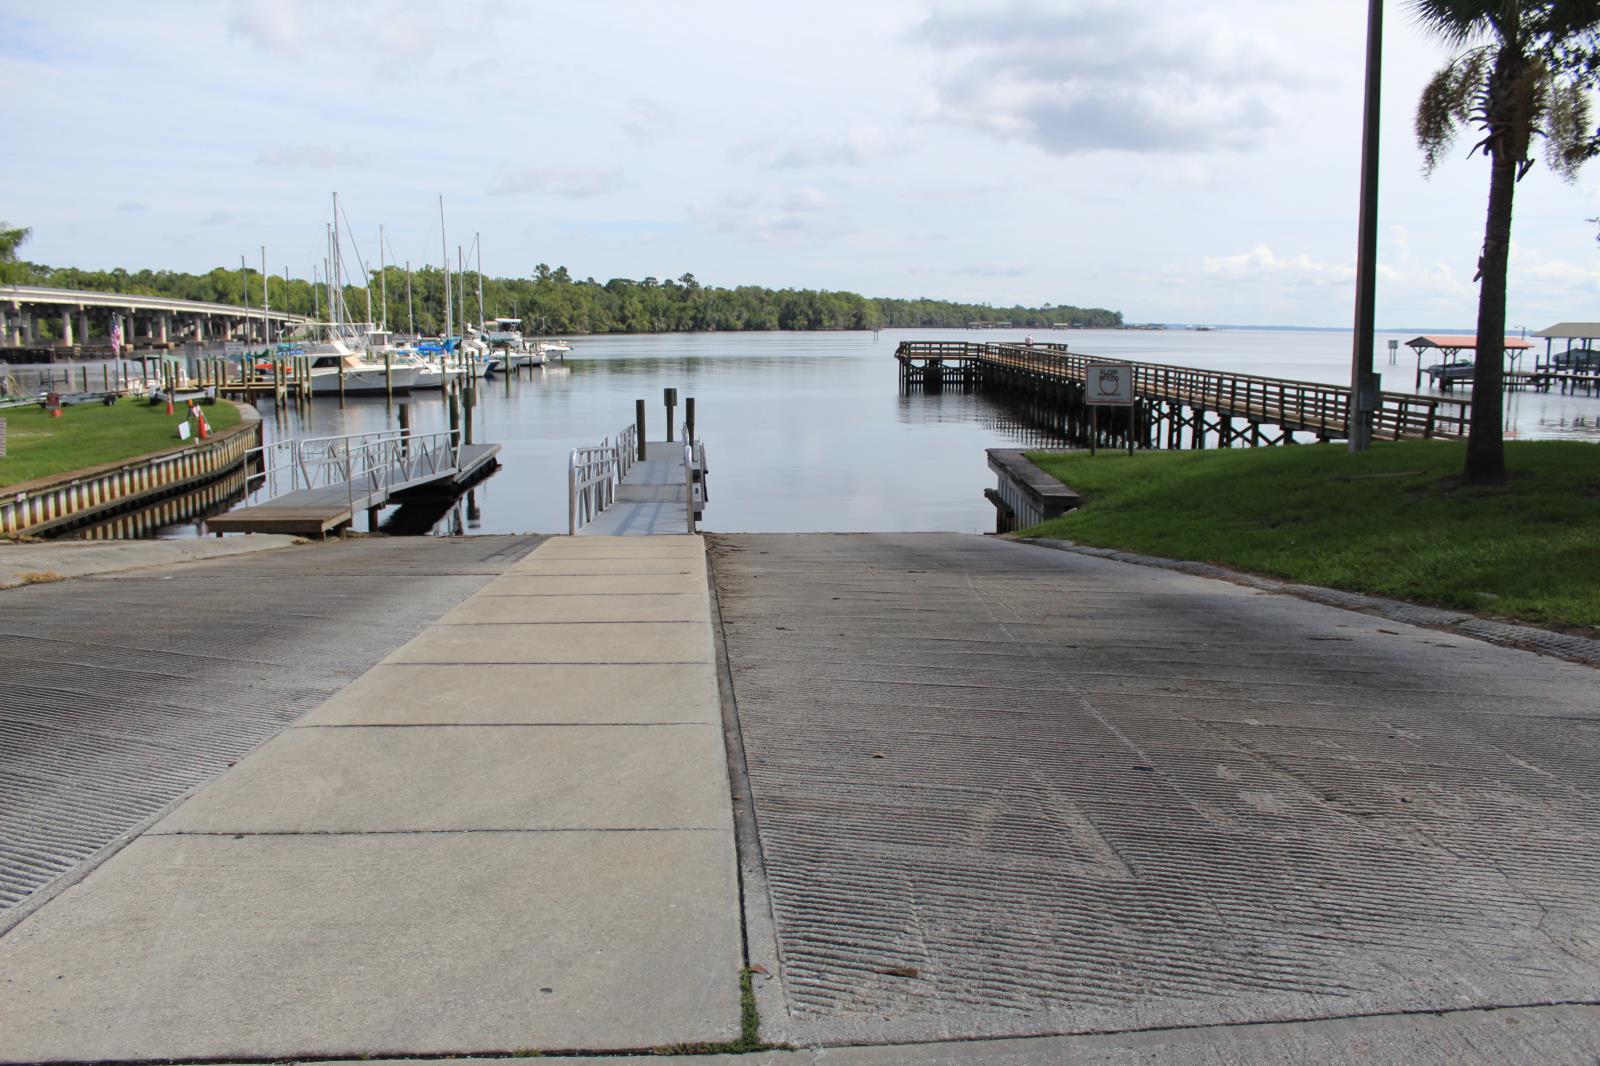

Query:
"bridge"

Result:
[[1, 284, 314, 357]]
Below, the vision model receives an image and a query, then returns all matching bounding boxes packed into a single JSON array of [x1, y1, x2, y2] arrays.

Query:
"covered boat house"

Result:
[[1407, 335, 1533, 391]]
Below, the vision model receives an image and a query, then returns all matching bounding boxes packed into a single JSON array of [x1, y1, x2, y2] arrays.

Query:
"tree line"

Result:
[[2, 256, 1122, 334]]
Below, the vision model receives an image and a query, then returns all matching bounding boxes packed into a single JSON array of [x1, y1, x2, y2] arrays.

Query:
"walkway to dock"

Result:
[[208, 431, 499, 536], [898, 340, 1472, 449], [0, 535, 740, 1061], [578, 439, 706, 536]]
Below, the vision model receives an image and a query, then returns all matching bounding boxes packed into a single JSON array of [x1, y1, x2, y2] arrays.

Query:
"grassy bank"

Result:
[[1023, 441, 1600, 632], [0, 399, 241, 487]]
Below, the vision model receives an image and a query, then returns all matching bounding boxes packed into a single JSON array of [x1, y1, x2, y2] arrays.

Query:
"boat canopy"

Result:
[[1532, 322, 1600, 340], [1405, 335, 1533, 356]]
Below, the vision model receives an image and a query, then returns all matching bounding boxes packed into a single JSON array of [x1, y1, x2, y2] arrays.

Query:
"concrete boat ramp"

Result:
[[2, 533, 1598, 1063]]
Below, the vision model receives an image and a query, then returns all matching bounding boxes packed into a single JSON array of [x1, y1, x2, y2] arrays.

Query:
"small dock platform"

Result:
[[208, 439, 499, 536]]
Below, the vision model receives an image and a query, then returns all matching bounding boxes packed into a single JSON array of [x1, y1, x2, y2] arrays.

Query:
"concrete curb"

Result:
[[0, 533, 302, 589], [1016, 536, 1600, 668]]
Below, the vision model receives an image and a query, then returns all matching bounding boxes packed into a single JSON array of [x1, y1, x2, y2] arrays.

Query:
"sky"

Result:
[[5, 0, 1600, 328]]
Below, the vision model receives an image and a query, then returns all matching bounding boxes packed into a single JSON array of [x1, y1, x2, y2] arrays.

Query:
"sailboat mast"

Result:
[[406, 260, 414, 337], [331, 193, 340, 329], [457, 246, 465, 335], [440, 195, 452, 339], [379, 224, 387, 332], [476, 233, 485, 333], [261, 246, 268, 341]]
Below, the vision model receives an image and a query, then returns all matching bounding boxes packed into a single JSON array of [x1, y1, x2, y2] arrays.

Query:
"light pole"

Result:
[[1348, 0, 1383, 453]]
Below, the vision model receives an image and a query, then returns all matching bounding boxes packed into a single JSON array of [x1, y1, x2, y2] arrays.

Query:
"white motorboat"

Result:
[[290, 325, 421, 393]]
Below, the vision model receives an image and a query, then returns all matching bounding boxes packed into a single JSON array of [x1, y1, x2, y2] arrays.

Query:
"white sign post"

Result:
[[1085, 363, 1135, 456]]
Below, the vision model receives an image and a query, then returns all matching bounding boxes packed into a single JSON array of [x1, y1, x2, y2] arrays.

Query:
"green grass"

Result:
[[1023, 440, 1600, 633], [0, 399, 241, 487], [652, 968, 772, 1055]]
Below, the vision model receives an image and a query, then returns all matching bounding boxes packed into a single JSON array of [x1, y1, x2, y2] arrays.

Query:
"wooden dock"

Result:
[[207, 434, 499, 536], [897, 340, 1471, 450]]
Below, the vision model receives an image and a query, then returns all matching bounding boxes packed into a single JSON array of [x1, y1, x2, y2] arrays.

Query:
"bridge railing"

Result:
[[897, 340, 1470, 441]]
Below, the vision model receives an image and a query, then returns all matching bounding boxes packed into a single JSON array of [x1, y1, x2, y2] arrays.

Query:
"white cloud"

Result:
[[913, 0, 1302, 155], [773, 126, 916, 168], [228, 0, 497, 62], [620, 98, 678, 142], [488, 168, 626, 199], [1203, 245, 1354, 286], [255, 145, 374, 167], [690, 189, 853, 244]]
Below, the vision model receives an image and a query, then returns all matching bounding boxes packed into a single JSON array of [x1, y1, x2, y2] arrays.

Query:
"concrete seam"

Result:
[[704, 535, 793, 1047]]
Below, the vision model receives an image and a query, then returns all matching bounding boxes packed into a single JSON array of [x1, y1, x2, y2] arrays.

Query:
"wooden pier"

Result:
[[206, 429, 499, 536], [897, 340, 1471, 450]]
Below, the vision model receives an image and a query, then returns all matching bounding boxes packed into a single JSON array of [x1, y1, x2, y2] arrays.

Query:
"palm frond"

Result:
[[1542, 75, 1599, 177], [1416, 50, 1493, 172], [1409, 0, 1498, 45]]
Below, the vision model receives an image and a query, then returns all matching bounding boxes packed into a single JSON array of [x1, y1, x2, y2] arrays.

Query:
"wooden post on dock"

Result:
[[685, 397, 695, 443], [664, 388, 677, 442], [338, 358, 346, 404], [636, 399, 647, 460], [398, 402, 411, 457], [448, 382, 460, 442], [304, 356, 314, 399], [384, 351, 393, 400]]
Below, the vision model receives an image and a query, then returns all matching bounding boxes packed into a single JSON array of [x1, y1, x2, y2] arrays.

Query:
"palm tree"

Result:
[[1413, 1, 1600, 482]]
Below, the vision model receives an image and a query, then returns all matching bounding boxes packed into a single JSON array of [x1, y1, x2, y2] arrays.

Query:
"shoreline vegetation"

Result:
[[4, 261, 1122, 337], [0, 399, 242, 488], [1021, 441, 1600, 633]]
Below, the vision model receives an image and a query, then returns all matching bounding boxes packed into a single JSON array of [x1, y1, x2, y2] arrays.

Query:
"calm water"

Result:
[[161, 327, 1599, 537]]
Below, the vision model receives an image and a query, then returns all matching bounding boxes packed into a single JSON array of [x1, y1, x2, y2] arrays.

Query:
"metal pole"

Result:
[[406, 261, 413, 336], [1347, 0, 1383, 453], [440, 196, 452, 339], [379, 224, 387, 331], [261, 246, 268, 342]]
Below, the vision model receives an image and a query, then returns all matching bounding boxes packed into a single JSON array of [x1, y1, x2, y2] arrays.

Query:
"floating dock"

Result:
[[207, 440, 499, 536]]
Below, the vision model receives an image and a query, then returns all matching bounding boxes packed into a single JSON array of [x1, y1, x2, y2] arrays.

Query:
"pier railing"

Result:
[[896, 340, 1470, 441]]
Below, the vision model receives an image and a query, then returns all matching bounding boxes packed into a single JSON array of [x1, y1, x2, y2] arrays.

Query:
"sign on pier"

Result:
[[1085, 363, 1134, 405], [1085, 363, 1135, 456]]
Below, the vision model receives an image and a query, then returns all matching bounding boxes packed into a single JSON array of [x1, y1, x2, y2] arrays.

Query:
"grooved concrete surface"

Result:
[[0, 535, 740, 1063], [708, 533, 1600, 1049], [0, 535, 541, 916]]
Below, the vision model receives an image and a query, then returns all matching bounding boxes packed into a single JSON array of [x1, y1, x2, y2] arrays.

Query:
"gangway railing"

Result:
[[567, 421, 635, 535], [244, 427, 461, 516]]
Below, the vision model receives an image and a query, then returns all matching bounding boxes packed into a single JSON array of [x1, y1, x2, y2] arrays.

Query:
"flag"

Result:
[[111, 317, 123, 356]]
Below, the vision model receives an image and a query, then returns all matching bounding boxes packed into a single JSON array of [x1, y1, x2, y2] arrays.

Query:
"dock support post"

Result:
[[636, 399, 647, 460], [338, 358, 346, 404], [685, 397, 695, 443], [398, 402, 411, 457], [664, 387, 677, 442], [385, 351, 393, 400]]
